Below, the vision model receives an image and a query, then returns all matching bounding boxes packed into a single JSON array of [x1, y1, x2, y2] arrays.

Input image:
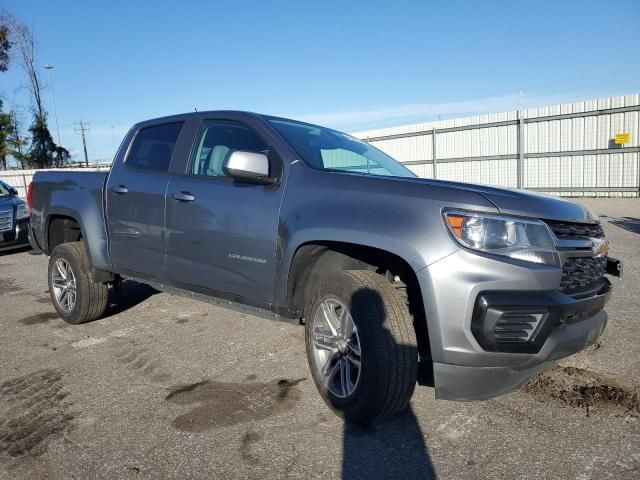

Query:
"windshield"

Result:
[[267, 117, 416, 178], [0, 181, 12, 197]]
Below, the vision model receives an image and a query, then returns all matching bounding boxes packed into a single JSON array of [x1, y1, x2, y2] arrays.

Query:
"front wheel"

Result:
[[305, 270, 418, 423], [48, 242, 108, 324]]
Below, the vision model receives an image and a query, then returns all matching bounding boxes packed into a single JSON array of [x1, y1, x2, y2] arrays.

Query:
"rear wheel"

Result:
[[305, 270, 418, 423], [48, 242, 108, 324]]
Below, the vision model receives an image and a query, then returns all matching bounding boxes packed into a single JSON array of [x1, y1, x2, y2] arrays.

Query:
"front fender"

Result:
[[271, 164, 496, 310], [274, 225, 441, 311]]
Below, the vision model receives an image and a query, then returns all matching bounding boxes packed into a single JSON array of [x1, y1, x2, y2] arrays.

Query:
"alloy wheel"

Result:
[[310, 297, 362, 398], [51, 258, 77, 313]]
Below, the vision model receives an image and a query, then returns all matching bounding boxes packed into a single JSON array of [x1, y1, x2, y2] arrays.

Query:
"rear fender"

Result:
[[43, 205, 110, 271]]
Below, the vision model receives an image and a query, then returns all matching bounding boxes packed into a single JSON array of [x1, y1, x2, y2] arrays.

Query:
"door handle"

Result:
[[172, 191, 195, 202], [111, 185, 128, 194]]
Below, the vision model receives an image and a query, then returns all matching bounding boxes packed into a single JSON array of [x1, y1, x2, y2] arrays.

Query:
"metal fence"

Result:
[[0, 166, 110, 198], [3, 95, 638, 198], [353, 94, 640, 197]]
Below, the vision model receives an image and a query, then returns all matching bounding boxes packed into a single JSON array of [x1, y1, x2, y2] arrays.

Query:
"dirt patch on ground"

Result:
[[113, 344, 165, 379], [165, 378, 305, 432], [18, 312, 58, 326], [523, 366, 640, 417], [0, 278, 22, 296], [0, 369, 74, 459], [33, 297, 53, 305]]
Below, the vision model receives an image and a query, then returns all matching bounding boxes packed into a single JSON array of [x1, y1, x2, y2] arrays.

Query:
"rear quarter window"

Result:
[[126, 122, 184, 172]]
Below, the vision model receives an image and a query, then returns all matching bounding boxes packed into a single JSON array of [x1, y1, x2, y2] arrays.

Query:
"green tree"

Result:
[[0, 102, 12, 169], [0, 14, 12, 168], [27, 113, 68, 168], [7, 110, 28, 168], [0, 23, 10, 72], [53, 145, 70, 168]]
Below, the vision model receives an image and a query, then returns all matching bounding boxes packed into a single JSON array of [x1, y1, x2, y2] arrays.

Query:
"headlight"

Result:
[[16, 203, 29, 220], [443, 211, 559, 266]]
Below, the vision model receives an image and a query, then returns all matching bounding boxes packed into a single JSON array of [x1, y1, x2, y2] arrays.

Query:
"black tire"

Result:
[[48, 242, 108, 324], [305, 270, 418, 423]]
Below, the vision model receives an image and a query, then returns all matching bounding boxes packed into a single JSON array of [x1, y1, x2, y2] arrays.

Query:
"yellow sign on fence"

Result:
[[615, 133, 630, 145]]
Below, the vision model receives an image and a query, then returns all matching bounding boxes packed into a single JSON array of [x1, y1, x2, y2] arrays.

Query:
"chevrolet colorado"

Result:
[[28, 111, 622, 423]]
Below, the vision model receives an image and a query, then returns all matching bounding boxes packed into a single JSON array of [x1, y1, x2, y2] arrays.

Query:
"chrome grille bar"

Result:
[[0, 209, 13, 232]]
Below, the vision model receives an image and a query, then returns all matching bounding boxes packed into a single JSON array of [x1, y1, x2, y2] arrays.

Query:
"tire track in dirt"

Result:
[[0, 369, 75, 459]]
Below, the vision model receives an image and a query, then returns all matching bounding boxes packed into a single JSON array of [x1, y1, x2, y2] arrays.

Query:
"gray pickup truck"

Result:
[[28, 111, 622, 423]]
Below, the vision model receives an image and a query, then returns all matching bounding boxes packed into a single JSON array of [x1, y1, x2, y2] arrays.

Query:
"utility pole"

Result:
[[44, 65, 62, 146], [74, 121, 90, 167]]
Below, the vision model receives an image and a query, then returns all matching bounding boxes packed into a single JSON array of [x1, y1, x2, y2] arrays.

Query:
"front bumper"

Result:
[[471, 279, 611, 353], [0, 218, 29, 252], [418, 249, 612, 400], [433, 307, 606, 400]]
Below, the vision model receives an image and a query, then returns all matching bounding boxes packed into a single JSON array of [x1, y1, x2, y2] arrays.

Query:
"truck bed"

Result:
[[30, 170, 111, 271]]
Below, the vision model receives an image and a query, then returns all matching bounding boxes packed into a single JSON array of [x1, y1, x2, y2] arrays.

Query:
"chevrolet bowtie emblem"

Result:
[[591, 238, 610, 257]]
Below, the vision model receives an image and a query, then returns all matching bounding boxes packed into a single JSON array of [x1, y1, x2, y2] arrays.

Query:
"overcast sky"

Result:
[[1, 0, 639, 163]]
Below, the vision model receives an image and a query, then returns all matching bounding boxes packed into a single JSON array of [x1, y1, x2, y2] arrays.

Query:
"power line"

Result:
[[73, 120, 90, 167]]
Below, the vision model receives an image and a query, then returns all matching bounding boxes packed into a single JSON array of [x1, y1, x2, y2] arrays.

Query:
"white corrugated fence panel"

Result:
[[353, 94, 639, 197]]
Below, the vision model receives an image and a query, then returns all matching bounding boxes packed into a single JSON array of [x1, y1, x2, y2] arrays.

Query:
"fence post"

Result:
[[432, 127, 437, 179], [517, 111, 524, 189], [22, 174, 27, 198]]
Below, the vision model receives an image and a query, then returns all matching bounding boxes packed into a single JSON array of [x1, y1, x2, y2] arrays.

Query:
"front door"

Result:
[[165, 119, 284, 305]]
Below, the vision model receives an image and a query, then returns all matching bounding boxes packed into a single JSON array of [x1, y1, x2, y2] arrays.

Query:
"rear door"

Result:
[[164, 117, 284, 305], [106, 121, 184, 279]]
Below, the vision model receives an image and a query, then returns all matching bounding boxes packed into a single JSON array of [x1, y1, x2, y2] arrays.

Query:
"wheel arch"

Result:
[[283, 240, 432, 364], [46, 214, 84, 253], [44, 209, 113, 280]]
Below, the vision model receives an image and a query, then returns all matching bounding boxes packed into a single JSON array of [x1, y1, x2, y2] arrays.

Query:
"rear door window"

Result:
[[126, 122, 183, 172]]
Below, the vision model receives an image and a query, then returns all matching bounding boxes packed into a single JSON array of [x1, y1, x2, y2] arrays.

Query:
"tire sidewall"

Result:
[[305, 272, 395, 422], [48, 244, 93, 325]]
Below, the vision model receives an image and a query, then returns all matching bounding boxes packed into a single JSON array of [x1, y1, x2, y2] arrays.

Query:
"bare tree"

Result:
[[0, 11, 68, 168], [4, 13, 45, 120]]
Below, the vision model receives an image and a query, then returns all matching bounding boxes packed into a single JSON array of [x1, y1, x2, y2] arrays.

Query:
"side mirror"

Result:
[[222, 150, 273, 184], [10, 187, 18, 196]]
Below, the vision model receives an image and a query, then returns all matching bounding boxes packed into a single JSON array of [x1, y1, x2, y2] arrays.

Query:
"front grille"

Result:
[[544, 220, 608, 294], [0, 209, 13, 232], [546, 220, 605, 239], [560, 256, 607, 292]]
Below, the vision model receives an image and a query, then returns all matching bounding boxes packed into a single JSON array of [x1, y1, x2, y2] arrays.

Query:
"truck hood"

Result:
[[0, 195, 24, 208], [401, 177, 598, 223]]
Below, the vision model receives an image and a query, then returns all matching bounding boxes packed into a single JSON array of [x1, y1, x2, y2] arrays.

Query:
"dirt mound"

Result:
[[523, 366, 639, 417]]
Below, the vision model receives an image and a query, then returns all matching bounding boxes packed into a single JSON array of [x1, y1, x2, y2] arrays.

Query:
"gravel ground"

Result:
[[0, 198, 638, 480]]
